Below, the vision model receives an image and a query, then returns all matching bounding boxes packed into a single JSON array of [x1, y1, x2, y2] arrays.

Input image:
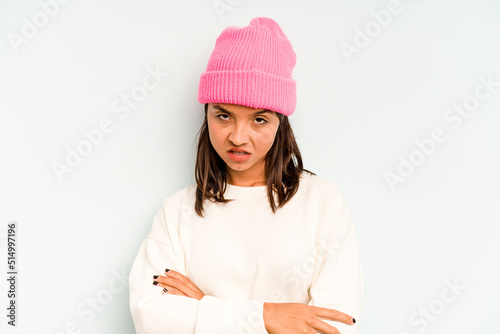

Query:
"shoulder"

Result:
[[299, 171, 346, 202], [146, 183, 197, 244], [160, 183, 197, 210], [300, 172, 356, 245]]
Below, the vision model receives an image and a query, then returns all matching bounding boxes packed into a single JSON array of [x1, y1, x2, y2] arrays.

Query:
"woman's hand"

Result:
[[263, 302, 355, 334], [152, 268, 205, 300]]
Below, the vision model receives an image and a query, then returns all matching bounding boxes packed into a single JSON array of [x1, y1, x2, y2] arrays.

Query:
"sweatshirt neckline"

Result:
[[223, 182, 268, 200]]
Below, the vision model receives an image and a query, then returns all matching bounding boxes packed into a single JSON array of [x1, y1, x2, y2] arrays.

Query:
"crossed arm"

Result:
[[151, 268, 355, 334]]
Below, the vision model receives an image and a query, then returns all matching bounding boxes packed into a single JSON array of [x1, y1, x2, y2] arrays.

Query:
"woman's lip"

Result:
[[228, 149, 250, 153], [228, 151, 251, 162]]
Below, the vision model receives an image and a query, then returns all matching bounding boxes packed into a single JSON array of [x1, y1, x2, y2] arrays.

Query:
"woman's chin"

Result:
[[226, 163, 249, 172]]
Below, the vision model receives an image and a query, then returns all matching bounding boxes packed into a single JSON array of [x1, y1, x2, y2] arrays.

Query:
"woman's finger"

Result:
[[311, 318, 341, 334], [161, 286, 183, 296], [153, 275, 186, 293], [152, 276, 185, 296], [153, 272, 204, 299], [164, 269, 202, 294], [312, 305, 355, 325]]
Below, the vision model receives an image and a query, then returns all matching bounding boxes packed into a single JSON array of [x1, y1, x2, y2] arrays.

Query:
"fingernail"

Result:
[[352, 318, 356, 324], [153, 281, 158, 285], [153, 275, 159, 279], [163, 288, 168, 293], [165, 268, 170, 273]]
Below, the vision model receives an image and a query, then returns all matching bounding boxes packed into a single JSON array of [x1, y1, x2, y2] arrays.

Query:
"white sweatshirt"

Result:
[[129, 171, 363, 334]]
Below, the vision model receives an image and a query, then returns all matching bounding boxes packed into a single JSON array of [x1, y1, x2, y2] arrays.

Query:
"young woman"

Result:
[[129, 17, 363, 334]]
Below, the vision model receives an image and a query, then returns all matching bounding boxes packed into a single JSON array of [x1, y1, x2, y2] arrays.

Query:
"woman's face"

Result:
[[207, 103, 280, 184]]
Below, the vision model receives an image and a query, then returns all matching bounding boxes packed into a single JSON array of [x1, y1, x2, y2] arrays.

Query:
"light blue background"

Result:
[[1, 0, 499, 333]]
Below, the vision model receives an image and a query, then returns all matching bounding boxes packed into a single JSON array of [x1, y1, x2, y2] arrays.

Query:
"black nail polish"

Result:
[[352, 318, 356, 324], [153, 281, 158, 285], [153, 275, 159, 279], [163, 288, 168, 292], [165, 268, 170, 273]]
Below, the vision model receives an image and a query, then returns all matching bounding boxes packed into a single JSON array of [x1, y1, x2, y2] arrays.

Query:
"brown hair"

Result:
[[194, 103, 315, 217]]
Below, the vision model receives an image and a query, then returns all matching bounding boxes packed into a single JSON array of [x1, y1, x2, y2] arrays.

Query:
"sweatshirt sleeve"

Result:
[[307, 186, 364, 334], [128, 197, 269, 334]]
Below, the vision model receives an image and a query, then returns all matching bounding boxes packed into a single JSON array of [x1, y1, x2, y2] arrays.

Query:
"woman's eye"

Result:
[[255, 117, 267, 124], [216, 114, 229, 120]]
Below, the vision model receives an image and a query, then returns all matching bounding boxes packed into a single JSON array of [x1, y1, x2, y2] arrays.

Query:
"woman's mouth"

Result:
[[228, 150, 251, 162]]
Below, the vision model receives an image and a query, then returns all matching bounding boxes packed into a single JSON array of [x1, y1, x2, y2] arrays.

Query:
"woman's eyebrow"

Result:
[[213, 105, 272, 115]]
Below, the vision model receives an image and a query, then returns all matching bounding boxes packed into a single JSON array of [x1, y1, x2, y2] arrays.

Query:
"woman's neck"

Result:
[[227, 170, 267, 187]]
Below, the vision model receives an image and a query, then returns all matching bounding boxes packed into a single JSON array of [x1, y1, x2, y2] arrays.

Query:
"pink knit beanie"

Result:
[[198, 17, 297, 116]]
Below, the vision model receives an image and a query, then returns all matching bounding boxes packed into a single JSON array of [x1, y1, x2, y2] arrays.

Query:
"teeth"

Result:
[[231, 151, 247, 155]]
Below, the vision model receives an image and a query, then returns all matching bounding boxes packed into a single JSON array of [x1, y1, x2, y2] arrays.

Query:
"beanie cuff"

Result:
[[198, 70, 296, 116]]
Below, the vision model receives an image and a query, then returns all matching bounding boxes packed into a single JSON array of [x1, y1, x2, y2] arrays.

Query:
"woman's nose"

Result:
[[228, 123, 249, 145]]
